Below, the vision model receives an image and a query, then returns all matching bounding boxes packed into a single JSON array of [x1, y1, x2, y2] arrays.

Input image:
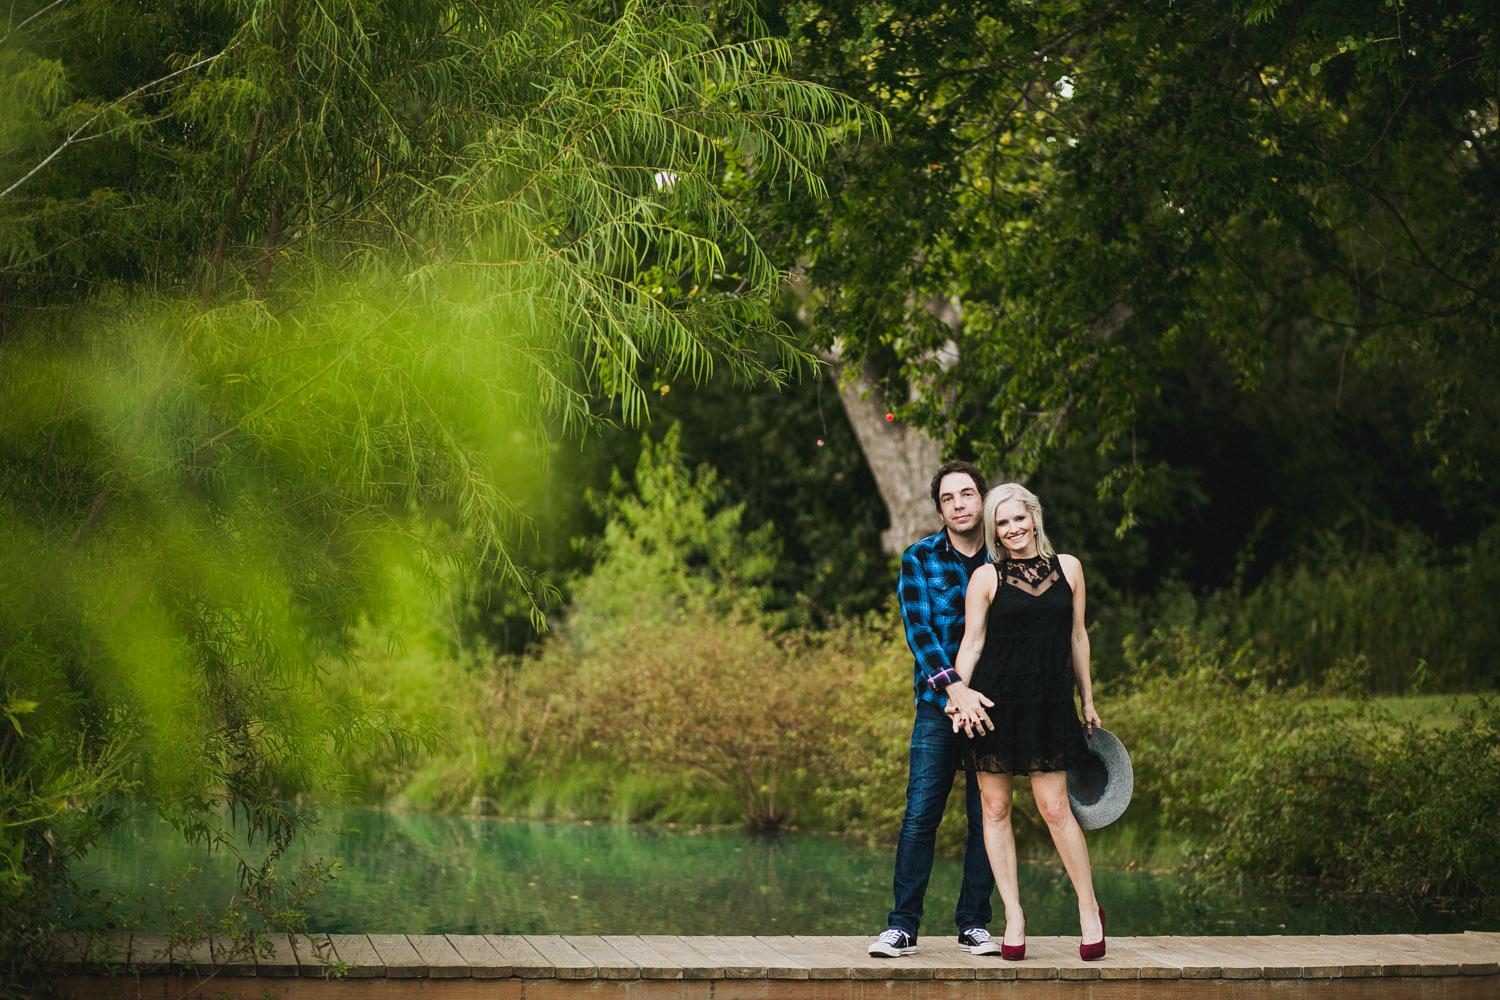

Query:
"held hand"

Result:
[[1082, 702, 1103, 736], [945, 682, 995, 734]]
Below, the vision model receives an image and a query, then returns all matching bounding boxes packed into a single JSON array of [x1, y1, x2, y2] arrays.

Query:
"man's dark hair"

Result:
[[929, 460, 987, 511]]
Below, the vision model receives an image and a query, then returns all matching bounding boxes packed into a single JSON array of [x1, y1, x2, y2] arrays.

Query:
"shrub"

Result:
[[1197, 697, 1500, 915], [1106, 628, 1500, 915], [1092, 522, 1500, 692]]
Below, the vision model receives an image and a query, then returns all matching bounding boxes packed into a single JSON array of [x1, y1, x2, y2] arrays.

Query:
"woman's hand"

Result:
[[944, 682, 994, 737], [1081, 701, 1102, 736], [948, 705, 979, 737]]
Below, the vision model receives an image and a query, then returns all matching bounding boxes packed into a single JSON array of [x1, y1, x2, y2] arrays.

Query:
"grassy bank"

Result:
[[326, 437, 1500, 916], [328, 610, 1498, 920]]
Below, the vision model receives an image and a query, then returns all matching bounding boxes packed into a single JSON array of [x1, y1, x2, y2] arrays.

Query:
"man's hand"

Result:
[[943, 681, 995, 735]]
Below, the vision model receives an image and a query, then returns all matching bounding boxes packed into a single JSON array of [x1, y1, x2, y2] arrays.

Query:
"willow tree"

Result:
[[0, 0, 872, 975]]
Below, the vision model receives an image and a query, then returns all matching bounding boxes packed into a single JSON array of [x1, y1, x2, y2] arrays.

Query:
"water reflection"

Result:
[[68, 808, 1481, 936]]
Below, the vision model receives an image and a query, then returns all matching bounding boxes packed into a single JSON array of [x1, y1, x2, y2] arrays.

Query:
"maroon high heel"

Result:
[[1079, 906, 1106, 961], [1001, 916, 1026, 961]]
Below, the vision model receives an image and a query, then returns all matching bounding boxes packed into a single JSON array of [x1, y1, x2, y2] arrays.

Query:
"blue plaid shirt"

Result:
[[899, 529, 985, 708]]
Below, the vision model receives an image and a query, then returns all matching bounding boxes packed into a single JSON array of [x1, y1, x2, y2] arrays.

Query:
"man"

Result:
[[868, 460, 1000, 958]]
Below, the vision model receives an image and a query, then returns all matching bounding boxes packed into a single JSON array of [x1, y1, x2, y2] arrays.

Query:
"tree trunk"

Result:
[[815, 295, 965, 557], [819, 342, 953, 556]]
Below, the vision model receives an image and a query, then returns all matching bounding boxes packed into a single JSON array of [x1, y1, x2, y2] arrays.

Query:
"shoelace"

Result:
[[878, 929, 908, 946], [965, 929, 992, 943]]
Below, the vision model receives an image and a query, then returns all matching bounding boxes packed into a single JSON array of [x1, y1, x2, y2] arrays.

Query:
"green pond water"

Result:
[[67, 808, 1484, 937]]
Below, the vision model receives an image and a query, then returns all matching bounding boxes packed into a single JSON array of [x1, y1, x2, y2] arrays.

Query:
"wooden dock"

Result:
[[47, 931, 1500, 999]]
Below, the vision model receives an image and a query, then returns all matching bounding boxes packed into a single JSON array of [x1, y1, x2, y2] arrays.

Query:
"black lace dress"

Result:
[[960, 554, 1092, 775]]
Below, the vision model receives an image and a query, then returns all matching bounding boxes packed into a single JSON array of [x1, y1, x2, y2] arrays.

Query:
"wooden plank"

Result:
[[1195, 936, 1301, 979], [526, 934, 598, 979], [639, 935, 726, 980], [208, 934, 259, 976], [49, 931, 91, 975], [755, 936, 838, 980], [1006, 938, 1066, 980], [294, 933, 341, 978], [760, 936, 897, 982], [251, 933, 302, 977], [915, 940, 1020, 981], [445, 934, 513, 978], [81, 931, 131, 975], [804, 936, 959, 981], [760, 936, 853, 981], [566, 935, 642, 980], [1314, 934, 1389, 977], [1400, 933, 1500, 975], [1229, 935, 1342, 978], [367, 933, 427, 978], [327, 933, 385, 978], [1128, 936, 1223, 978], [1326, 934, 1425, 976], [681, 936, 770, 978], [1090, 935, 1172, 979], [127, 932, 172, 976], [408, 934, 470, 978], [47, 931, 1500, 991], [1178, 936, 1266, 979], [45, 969, 1500, 1000], [1385, 934, 1484, 976], [1371, 934, 1457, 976], [1270, 934, 1347, 978], [601, 935, 693, 979], [484, 934, 556, 978], [716, 936, 807, 979]]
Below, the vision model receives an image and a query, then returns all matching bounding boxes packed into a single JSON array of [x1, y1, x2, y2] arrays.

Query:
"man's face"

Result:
[[937, 472, 982, 537]]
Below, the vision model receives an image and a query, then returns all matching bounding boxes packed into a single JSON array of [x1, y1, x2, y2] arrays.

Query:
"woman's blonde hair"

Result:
[[983, 483, 1054, 562]]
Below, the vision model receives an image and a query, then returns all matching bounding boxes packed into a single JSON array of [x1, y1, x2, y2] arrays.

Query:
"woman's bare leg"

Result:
[[1031, 770, 1102, 942], [976, 771, 1025, 945]]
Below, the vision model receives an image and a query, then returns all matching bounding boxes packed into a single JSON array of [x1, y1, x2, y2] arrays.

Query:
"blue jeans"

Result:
[[887, 700, 994, 937]]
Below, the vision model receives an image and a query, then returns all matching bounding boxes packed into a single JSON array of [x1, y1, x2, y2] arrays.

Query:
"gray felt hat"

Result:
[[1068, 727, 1134, 830]]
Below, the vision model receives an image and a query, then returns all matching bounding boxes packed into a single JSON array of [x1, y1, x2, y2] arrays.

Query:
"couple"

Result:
[[867, 461, 1106, 963]]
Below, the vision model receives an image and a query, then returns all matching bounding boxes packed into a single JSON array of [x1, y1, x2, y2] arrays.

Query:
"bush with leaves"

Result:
[[1106, 627, 1500, 915], [577, 619, 836, 830], [1188, 696, 1500, 916], [0, 0, 871, 988]]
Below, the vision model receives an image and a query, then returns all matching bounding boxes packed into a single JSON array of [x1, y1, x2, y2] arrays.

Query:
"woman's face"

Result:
[[993, 498, 1038, 558]]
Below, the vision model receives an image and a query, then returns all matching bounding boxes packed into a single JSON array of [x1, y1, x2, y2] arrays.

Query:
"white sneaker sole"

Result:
[[868, 945, 918, 957], [961, 942, 1002, 956]]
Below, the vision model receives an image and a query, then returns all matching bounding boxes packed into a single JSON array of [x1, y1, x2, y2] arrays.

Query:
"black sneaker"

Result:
[[958, 927, 1001, 956], [867, 928, 917, 957]]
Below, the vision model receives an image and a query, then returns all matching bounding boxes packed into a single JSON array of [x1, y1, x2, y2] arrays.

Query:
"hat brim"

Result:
[[1067, 726, 1133, 831]]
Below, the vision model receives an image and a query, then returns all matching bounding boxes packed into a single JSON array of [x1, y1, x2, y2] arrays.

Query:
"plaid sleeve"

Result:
[[927, 666, 961, 692], [899, 547, 955, 689]]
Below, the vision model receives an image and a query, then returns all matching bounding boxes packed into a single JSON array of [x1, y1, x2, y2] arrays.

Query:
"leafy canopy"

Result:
[[0, 0, 874, 972], [758, 0, 1498, 536]]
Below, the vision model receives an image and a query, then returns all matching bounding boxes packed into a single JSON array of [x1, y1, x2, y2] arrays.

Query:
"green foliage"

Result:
[[1195, 696, 1500, 914], [621, 368, 893, 624], [0, 0, 873, 986], [581, 617, 892, 831], [756, 0, 1499, 548], [1089, 522, 1500, 691], [565, 424, 780, 641], [1107, 629, 1500, 915], [351, 430, 906, 833]]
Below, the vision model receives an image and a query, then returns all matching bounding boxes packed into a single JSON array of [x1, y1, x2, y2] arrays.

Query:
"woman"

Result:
[[948, 483, 1105, 961]]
